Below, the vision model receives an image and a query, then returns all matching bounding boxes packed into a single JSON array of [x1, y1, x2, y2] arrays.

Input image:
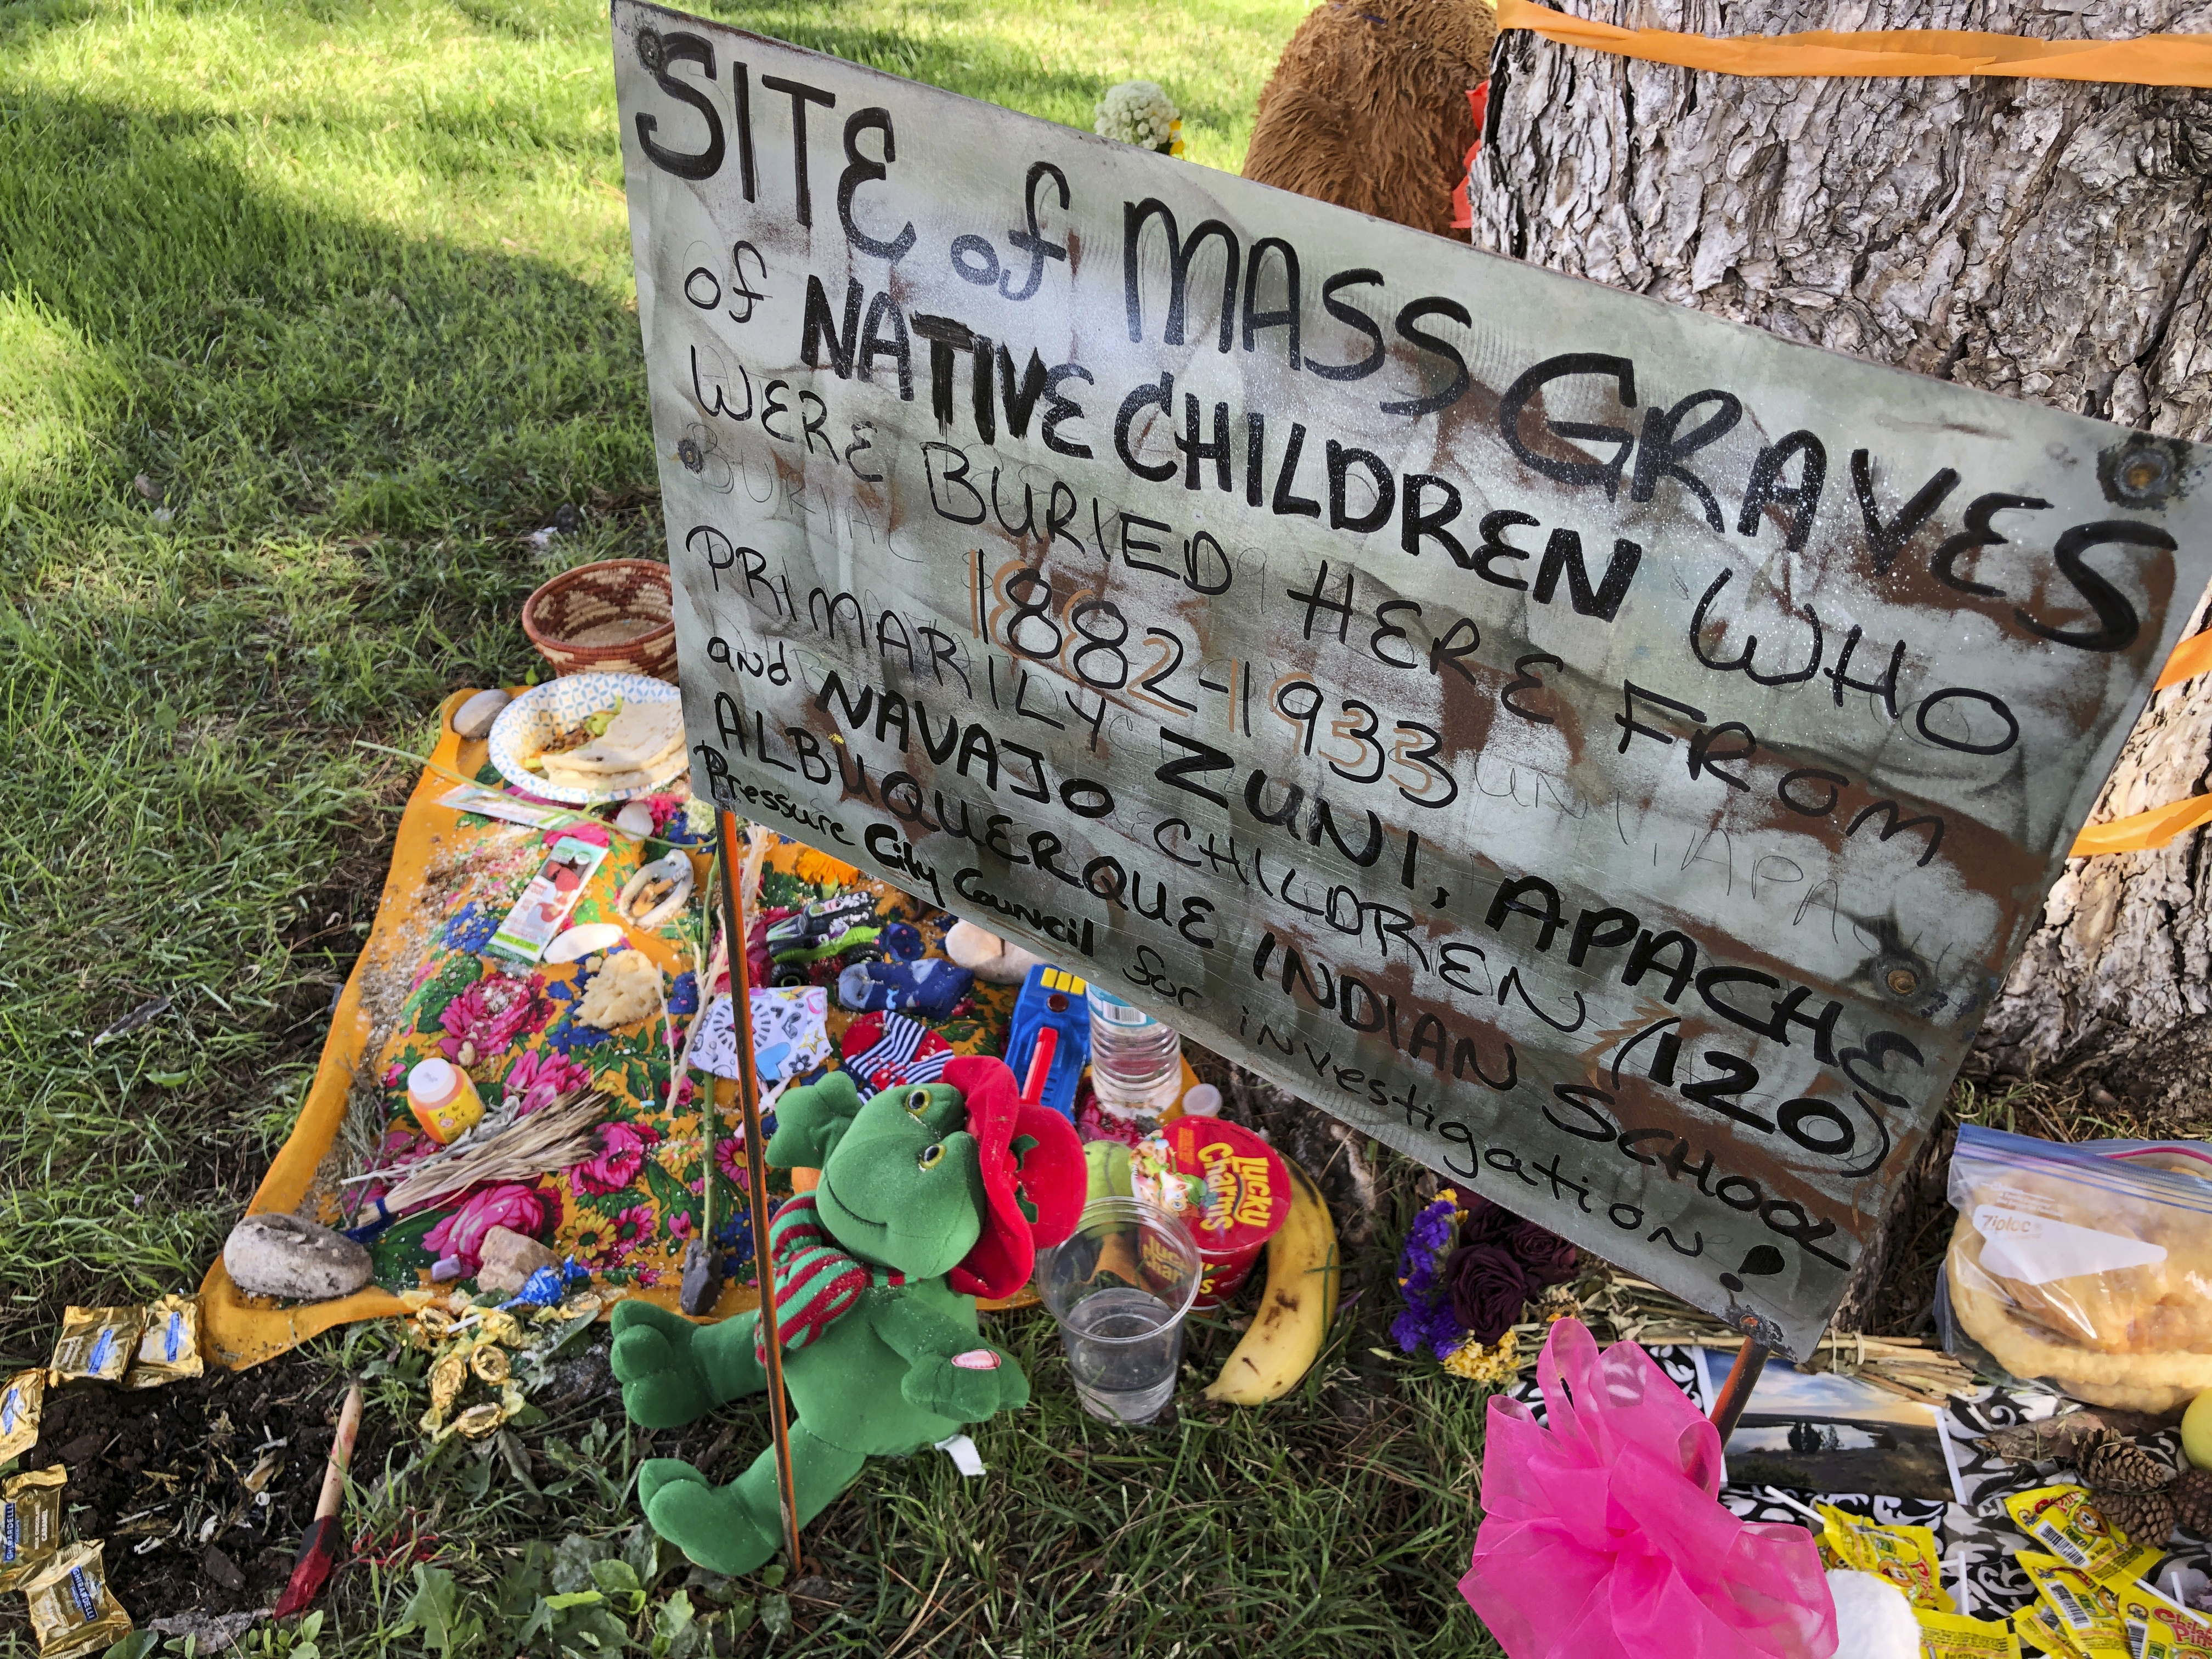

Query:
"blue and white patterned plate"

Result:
[[486, 672, 685, 804]]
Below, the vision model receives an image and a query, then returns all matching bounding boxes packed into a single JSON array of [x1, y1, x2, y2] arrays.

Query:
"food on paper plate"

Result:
[[521, 697, 683, 794]]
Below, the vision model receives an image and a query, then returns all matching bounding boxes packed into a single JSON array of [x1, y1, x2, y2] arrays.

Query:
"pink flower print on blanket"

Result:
[[609, 1203, 657, 1261], [572, 1120, 662, 1196], [502, 1048, 592, 1116], [438, 970, 548, 1063], [424, 1183, 551, 1274]]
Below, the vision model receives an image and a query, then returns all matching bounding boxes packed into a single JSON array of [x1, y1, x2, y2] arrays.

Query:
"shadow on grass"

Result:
[[0, 81, 659, 1348]]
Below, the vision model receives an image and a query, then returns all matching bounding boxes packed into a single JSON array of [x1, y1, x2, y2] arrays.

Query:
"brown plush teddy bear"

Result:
[[1241, 0, 1496, 239]]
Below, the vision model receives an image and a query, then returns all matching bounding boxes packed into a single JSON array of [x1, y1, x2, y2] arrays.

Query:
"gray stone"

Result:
[[223, 1212, 373, 1302], [475, 1224, 558, 1295], [453, 688, 511, 740]]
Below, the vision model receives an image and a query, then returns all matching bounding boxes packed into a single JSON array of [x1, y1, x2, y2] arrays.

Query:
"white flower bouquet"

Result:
[[1094, 80, 1183, 156]]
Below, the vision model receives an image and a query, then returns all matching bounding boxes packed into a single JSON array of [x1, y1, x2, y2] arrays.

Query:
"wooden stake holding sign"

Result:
[[610, 3, 2212, 1363], [714, 809, 804, 1576]]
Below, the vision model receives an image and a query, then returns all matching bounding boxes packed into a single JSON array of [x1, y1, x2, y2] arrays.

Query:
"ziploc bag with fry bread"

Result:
[[1946, 1126, 2212, 1412]]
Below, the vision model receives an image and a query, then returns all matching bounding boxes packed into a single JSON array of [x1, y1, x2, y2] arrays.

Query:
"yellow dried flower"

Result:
[[1442, 1331, 1520, 1386]]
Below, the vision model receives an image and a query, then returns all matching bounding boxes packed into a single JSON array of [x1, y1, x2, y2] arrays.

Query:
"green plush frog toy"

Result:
[[610, 1054, 1084, 1575]]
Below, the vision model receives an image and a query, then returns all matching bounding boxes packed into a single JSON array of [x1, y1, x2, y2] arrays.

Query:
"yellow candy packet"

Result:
[[2014, 1600, 2091, 1658], [1916, 1607, 2024, 1656], [0, 1465, 66, 1592], [21, 1539, 131, 1658], [47, 1307, 142, 1386], [2006, 1487, 2143, 1579], [0, 1368, 44, 1464], [2144, 1607, 2212, 1659], [1819, 1503, 1956, 1612], [2019, 1551, 2130, 1659], [2100, 1575, 2212, 1659], [122, 1294, 202, 1390]]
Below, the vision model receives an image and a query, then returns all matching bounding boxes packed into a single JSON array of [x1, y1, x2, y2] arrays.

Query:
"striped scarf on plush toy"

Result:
[[752, 1192, 905, 1364]]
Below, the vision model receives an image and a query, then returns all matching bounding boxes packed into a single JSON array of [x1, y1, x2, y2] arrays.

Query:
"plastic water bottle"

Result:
[[1085, 986, 1183, 1119]]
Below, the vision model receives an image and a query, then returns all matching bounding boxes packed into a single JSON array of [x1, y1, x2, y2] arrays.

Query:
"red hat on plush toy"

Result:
[[942, 1055, 1085, 1300]]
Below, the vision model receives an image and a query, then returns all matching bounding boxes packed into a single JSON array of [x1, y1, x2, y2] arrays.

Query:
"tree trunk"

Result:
[[1472, 3, 2212, 1326]]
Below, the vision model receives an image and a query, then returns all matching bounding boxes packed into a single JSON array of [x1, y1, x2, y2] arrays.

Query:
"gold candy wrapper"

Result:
[[0, 1368, 44, 1464], [22, 1540, 131, 1658], [2018, 1552, 2130, 1659], [429, 1354, 467, 1413], [1915, 1609, 2023, 1658], [122, 1294, 202, 1390], [1818, 1504, 1956, 1612], [470, 1344, 511, 1385], [47, 1307, 143, 1386], [0, 1466, 66, 1593]]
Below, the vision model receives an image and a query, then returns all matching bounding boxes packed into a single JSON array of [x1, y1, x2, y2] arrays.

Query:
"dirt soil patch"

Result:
[[1, 1351, 394, 1643]]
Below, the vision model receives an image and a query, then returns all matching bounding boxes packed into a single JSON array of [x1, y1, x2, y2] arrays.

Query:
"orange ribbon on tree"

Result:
[[2059, 629, 2212, 855], [1494, 0, 2212, 88]]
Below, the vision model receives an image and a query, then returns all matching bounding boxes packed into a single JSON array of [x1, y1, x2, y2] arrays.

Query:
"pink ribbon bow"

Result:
[[1460, 1319, 1835, 1659]]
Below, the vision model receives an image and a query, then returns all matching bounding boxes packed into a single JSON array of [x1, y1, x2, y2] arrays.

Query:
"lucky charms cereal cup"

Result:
[[1133, 1117, 1292, 1307]]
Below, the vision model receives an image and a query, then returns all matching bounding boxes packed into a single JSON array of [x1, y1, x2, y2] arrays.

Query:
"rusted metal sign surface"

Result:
[[612, 2, 2212, 1357]]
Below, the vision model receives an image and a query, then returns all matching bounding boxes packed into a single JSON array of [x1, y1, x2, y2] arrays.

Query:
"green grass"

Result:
[[299, 1169, 1500, 1657], [0, 0, 1508, 1650]]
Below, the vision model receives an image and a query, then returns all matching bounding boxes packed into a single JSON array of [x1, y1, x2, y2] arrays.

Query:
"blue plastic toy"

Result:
[[1005, 965, 1091, 1122]]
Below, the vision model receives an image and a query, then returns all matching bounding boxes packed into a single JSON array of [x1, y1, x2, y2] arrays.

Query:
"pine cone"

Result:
[[2174, 1469, 2212, 1539], [2091, 1484, 2179, 1547], [2076, 1429, 2172, 1494]]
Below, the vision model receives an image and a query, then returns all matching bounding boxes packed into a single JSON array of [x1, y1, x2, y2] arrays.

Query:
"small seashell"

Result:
[[617, 850, 695, 931], [458, 1040, 477, 1068], [614, 801, 656, 838], [546, 923, 625, 964]]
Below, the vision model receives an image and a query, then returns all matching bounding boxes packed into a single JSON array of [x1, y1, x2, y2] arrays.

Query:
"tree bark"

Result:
[[1472, 3, 2212, 1324]]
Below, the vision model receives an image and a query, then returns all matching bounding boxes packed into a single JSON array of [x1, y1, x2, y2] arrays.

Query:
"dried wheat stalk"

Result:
[[368, 1088, 612, 1214]]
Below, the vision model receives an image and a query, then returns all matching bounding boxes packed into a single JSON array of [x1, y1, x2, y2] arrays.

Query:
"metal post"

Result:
[[1707, 1340, 1771, 1443], [716, 810, 805, 1576]]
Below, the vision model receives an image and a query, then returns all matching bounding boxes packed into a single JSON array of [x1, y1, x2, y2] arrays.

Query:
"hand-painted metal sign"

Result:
[[611, 1, 2212, 1357]]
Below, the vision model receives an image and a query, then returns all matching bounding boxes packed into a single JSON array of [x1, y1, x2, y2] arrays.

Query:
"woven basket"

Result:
[[521, 559, 678, 681]]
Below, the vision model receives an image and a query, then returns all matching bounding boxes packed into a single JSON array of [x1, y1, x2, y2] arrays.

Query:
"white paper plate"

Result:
[[486, 673, 686, 804]]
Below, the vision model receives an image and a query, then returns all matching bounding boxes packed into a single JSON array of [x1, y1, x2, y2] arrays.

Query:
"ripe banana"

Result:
[[1203, 1158, 1339, 1405]]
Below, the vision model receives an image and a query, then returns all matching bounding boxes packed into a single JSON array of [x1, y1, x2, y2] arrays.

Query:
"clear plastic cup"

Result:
[[1085, 986, 1182, 1118], [1034, 1197, 1201, 1425]]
